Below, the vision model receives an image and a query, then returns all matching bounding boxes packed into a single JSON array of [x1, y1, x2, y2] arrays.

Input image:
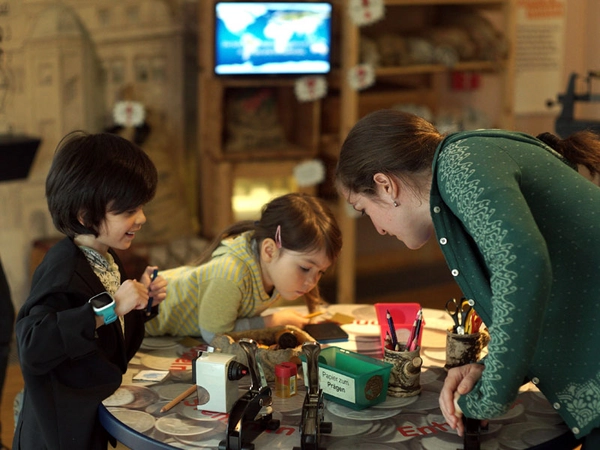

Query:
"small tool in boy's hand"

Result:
[[146, 268, 158, 316]]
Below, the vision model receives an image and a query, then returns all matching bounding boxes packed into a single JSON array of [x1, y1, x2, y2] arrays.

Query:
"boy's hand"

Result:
[[141, 266, 168, 307], [114, 279, 149, 316]]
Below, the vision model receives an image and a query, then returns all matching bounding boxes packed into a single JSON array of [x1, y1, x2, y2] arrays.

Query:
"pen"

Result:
[[160, 385, 197, 413], [408, 309, 423, 351], [405, 309, 419, 350], [386, 310, 398, 349], [146, 268, 158, 317], [469, 311, 483, 334], [304, 311, 325, 319], [464, 309, 473, 334], [385, 331, 393, 349]]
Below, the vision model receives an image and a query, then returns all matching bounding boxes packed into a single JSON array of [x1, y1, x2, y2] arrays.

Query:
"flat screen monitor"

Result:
[[214, 2, 333, 76]]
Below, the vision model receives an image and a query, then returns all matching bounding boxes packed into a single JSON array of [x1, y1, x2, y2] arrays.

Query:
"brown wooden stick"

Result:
[[160, 385, 197, 413]]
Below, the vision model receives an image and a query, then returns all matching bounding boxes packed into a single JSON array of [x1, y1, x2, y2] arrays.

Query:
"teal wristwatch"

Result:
[[89, 292, 117, 325]]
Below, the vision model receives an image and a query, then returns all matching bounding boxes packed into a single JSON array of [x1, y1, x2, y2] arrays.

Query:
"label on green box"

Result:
[[302, 361, 356, 403]]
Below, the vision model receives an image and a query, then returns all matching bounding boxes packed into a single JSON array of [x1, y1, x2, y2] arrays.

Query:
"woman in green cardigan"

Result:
[[335, 109, 600, 448]]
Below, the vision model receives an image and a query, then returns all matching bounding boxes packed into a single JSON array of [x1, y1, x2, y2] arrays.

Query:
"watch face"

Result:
[[90, 292, 114, 309]]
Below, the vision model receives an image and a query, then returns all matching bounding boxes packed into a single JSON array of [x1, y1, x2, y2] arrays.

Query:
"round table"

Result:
[[99, 305, 579, 450]]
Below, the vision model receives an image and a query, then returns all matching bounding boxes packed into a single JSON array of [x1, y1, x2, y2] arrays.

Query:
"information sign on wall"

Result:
[[514, 0, 566, 114]]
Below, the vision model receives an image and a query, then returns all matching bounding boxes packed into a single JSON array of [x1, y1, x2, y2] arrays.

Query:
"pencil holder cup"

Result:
[[383, 346, 422, 397], [444, 330, 490, 370], [375, 303, 423, 357]]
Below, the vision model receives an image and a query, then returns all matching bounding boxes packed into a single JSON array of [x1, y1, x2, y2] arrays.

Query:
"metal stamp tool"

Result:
[[219, 338, 280, 450], [294, 341, 331, 450]]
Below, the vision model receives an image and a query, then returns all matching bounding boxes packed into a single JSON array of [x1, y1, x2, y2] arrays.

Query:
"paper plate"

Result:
[[389, 413, 435, 443], [107, 407, 156, 433], [153, 383, 196, 401], [427, 413, 502, 436], [422, 308, 453, 332], [103, 387, 135, 407], [164, 442, 192, 449], [420, 380, 445, 394], [140, 337, 180, 350], [175, 426, 226, 447], [103, 385, 160, 409], [372, 394, 419, 409], [325, 400, 402, 421], [328, 440, 403, 450], [270, 390, 305, 413], [401, 390, 440, 411], [416, 435, 500, 450], [178, 403, 230, 421], [522, 425, 570, 446], [423, 319, 453, 332], [155, 414, 214, 437], [327, 304, 377, 321], [497, 422, 564, 449], [354, 417, 416, 443], [321, 409, 372, 437], [341, 323, 381, 337], [420, 368, 442, 385], [422, 308, 449, 322], [140, 350, 178, 371], [144, 401, 170, 416]]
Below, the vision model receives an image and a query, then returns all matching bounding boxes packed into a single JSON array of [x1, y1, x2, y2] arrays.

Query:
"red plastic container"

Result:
[[374, 303, 424, 356]]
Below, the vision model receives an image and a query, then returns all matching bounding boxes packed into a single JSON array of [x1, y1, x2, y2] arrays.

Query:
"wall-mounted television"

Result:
[[214, 2, 333, 76]]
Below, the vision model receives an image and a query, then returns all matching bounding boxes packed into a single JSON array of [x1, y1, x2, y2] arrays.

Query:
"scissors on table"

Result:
[[445, 298, 474, 335]]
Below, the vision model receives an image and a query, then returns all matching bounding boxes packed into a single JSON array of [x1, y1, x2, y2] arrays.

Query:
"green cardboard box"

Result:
[[301, 346, 392, 410]]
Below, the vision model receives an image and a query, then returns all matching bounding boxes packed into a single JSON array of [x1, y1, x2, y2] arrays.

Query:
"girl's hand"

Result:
[[439, 363, 484, 436], [140, 266, 168, 307], [114, 279, 150, 316], [264, 309, 309, 329]]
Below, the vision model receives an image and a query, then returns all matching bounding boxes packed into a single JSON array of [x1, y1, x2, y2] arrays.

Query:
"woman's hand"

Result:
[[439, 363, 484, 436], [263, 309, 309, 329]]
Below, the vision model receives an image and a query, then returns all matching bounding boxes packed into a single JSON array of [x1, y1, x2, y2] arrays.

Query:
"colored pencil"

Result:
[[304, 311, 325, 319], [160, 385, 197, 413]]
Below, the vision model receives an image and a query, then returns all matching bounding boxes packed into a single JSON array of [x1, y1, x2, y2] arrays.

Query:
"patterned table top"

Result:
[[101, 305, 571, 450]]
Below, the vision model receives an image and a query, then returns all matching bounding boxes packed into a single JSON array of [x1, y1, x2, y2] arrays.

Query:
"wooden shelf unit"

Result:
[[197, 1, 324, 238], [334, 0, 517, 304], [196, 0, 516, 304]]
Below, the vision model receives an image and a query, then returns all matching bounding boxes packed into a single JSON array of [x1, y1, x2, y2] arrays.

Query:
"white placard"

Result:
[[293, 159, 325, 187], [514, 0, 566, 114], [113, 101, 146, 127], [347, 64, 375, 91], [347, 0, 385, 27], [294, 76, 328, 102], [302, 361, 356, 403]]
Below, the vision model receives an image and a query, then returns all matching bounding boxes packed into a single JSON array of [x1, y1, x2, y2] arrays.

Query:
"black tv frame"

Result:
[[213, 1, 333, 78]]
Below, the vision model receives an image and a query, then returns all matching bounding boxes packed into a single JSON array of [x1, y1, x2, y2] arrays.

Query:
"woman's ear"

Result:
[[260, 238, 279, 263], [373, 173, 400, 199]]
